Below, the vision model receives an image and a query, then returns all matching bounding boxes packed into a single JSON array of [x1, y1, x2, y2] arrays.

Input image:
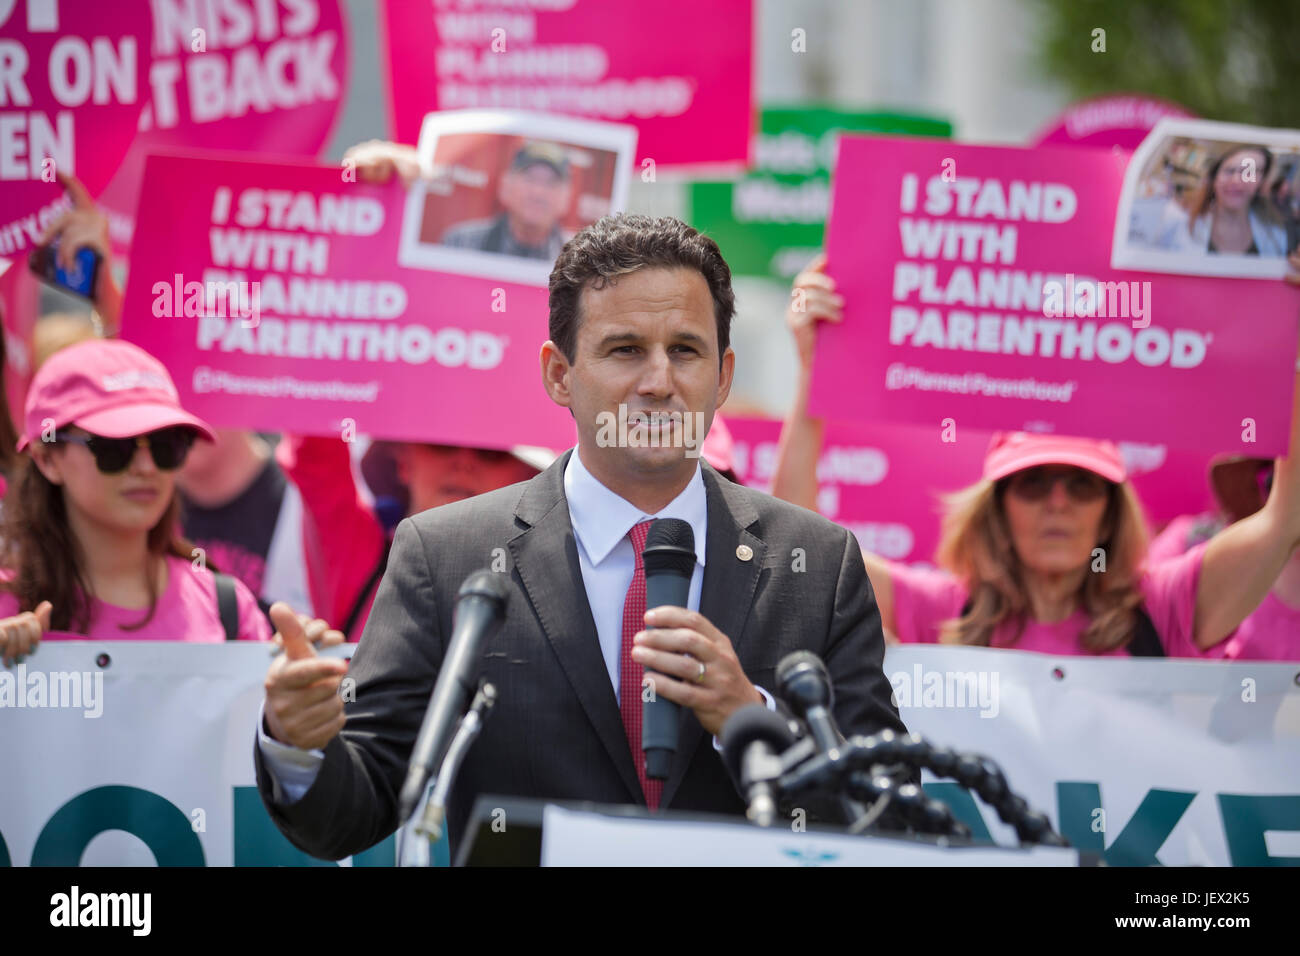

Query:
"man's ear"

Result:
[[540, 340, 573, 409], [715, 347, 736, 410]]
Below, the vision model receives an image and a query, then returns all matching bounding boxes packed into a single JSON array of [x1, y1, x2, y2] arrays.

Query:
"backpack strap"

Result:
[[957, 598, 1166, 656], [214, 572, 240, 642], [1126, 606, 1165, 657]]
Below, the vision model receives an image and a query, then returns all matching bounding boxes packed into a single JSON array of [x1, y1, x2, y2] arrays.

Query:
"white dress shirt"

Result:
[[258, 447, 772, 804]]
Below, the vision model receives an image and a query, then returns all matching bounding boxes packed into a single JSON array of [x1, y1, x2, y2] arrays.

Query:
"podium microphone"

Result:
[[777, 650, 871, 825], [642, 518, 696, 780], [399, 570, 509, 821], [721, 705, 799, 826], [776, 651, 845, 752]]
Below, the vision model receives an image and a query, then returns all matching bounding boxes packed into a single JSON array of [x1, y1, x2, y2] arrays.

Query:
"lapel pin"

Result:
[[735, 544, 753, 562]]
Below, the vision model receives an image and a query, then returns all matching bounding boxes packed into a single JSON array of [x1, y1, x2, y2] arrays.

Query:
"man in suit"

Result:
[[256, 214, 909, 861]]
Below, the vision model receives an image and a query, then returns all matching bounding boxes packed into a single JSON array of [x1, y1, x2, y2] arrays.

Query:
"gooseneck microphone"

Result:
[[721, 704, 799, 826], [399, 570, 509, 821], [776, 651, 843, 752], [641, 518, 696, 780], [777, 650, 870, 826]]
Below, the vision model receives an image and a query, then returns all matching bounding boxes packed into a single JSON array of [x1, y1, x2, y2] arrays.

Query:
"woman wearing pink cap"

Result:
[[0, 339, 341, 663], [771, 254, 1300, 657]]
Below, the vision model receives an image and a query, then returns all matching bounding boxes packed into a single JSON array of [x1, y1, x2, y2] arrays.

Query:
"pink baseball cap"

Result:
[[983, 432, 1126, 484], [18, 339, 214, 452]]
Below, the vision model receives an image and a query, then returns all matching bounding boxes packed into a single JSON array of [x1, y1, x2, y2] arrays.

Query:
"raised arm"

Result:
[[771, 254, 837, 511], [769, 254, 898, 635], [276, 434, 385, 635], [1193, 252, 1300, 647]]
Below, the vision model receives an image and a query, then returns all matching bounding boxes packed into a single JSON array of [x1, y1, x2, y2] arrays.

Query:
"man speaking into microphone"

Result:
[[254, 214, 909, 860]]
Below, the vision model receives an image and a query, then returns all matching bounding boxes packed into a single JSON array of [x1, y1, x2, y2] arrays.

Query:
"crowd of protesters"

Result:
[[1, 142, 1298, 666]]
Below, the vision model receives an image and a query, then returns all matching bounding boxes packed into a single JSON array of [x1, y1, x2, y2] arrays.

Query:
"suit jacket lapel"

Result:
[[662, 462, 766, 807], [508, 449, 644, 803]]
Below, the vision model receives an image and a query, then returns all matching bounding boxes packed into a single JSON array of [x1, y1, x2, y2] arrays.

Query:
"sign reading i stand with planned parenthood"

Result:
[[811, 134, 1299, 456], [379, 0, 754, 170], [120, 153, 576, 451]]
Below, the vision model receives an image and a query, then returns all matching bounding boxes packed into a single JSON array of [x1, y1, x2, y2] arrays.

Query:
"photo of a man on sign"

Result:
[[438, 142, 573, 261], [397, 109, 636, 285]]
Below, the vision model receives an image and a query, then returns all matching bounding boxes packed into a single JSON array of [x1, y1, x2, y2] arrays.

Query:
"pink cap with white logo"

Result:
[[983, 432, 1126, 484], [18, 339, 214, 451]]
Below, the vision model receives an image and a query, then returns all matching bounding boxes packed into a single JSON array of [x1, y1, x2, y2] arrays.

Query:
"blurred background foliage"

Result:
[[1030, 0, 1300, 127]]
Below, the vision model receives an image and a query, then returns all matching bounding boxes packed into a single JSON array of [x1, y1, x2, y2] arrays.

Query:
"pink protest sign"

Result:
[[0, 257, 39, 430], [1032, 94, 1194, 151], [119, 153, 576, 452], [97, 0, 349, 255], [379, 0, 753, 170], [812, 135, 1299, 457], [727, 415, 1216, 566], [0, 0, 152, 257], [726, 416, 986, 565]]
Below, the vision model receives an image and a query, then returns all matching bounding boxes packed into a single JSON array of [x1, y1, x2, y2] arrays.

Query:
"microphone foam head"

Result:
[[643, 518, 696, 575], [645, 517, 694, 552], [776, 651, 832, 711], [720, 704, 798, 781], [458, 569, 510, 605]]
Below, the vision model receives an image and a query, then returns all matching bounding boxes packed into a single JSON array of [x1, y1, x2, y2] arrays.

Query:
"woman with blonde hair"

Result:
[[772, 254, 1300, 656]]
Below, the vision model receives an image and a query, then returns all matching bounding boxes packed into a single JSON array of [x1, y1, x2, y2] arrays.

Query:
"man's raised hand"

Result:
[[263, 602, 349, 751]]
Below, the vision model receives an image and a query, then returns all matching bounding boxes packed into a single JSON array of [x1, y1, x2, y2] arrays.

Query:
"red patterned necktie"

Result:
[[620, 519, 663, 810]]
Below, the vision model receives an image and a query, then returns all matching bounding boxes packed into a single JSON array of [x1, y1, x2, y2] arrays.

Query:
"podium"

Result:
[[455, 795, 1091, 866]]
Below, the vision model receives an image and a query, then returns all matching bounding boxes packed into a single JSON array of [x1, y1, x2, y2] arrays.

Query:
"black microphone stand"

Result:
[[773, 729, 1069, 847]]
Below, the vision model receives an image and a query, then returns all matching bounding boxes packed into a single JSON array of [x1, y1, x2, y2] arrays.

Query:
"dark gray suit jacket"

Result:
[[255, 451, 908, 860]]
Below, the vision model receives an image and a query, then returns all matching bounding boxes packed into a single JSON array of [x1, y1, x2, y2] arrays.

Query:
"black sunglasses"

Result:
[[55, 427, 196, 474], [1002, 466, 1113, 503]]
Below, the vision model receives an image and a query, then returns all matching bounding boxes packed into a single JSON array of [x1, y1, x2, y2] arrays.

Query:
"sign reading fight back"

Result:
[[97, 0, 349, 255], [379, 0, 753, 170], [120, 153, 575, 450], [812, 135, 1299, 456]]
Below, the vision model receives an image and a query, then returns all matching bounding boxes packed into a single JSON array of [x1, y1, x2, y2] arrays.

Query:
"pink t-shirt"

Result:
[[0, 553, 271, 643], [1146, 512, 1223, 565], [1140, 512, 1300, 662], [888, 542, 1208, 657], [1195, 591, 1300, 662]]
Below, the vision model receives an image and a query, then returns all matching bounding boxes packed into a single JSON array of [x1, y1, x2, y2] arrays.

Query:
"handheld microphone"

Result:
[[721, 704, 799, 826], [641, 518, 696, 780], [398, 570, 509, 821]]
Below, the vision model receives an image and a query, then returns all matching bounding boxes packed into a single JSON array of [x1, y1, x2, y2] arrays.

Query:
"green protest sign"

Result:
[[688, 108, 951, 279]]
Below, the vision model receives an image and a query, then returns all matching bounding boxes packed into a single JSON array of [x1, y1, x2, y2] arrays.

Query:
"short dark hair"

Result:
[[548, 214, 735, 364]]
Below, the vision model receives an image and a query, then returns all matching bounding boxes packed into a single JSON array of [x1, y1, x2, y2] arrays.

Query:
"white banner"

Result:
[[0, 643, 1296, 866]]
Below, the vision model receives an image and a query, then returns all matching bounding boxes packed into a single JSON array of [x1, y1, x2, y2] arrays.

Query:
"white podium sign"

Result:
[[539, 805, 1077, 866]]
